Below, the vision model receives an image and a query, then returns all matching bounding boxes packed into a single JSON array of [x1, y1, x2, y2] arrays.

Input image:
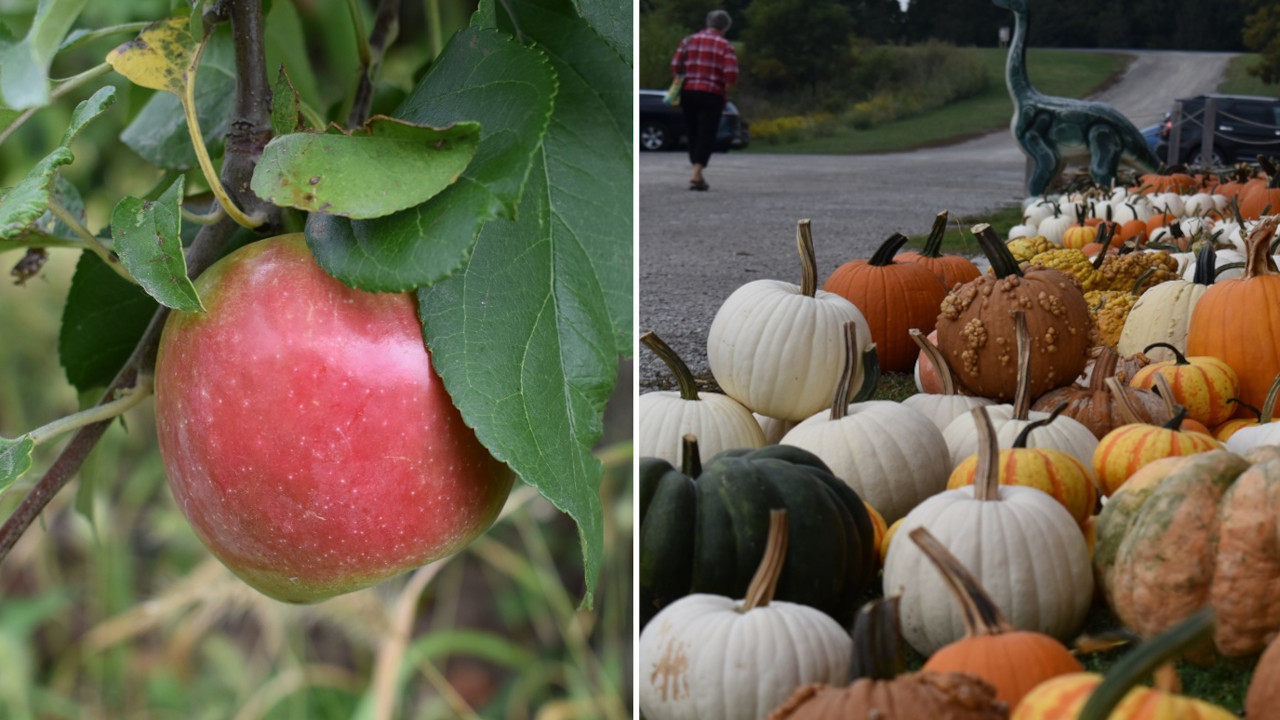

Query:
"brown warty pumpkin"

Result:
[[935, 224, 1093, 402], [824, 231, 949, 373], [1032, 346, 1165, 439], [768, 596, 1009, 720]]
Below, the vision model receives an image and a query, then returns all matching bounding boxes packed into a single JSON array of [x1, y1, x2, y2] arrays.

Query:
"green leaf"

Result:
[[572, 0, 632, 60], [487, 0, 632, 355], [251, 118, 481, 219], [270, 64, 302, 136], [302, 27, 555, 291], [0, 0, 90, 109], [0, 435, 35, 493], [418, 0, 632, 605], [120, 24, 234, 170], [59, 251, 159, 393], [111, 176, 202, 312], [0, 86, 116, 241]]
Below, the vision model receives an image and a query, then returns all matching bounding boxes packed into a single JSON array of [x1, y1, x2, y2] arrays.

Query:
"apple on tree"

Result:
[[153, 233, 514, 603]]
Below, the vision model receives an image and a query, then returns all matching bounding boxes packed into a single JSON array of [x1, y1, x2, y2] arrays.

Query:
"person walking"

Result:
[[670, 10, 738, 191]]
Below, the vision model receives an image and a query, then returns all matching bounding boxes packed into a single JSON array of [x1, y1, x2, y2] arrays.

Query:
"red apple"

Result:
[[154, 233, 513, 603]]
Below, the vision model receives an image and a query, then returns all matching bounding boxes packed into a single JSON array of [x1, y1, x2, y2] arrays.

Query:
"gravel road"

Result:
[[638, 50, 1238, 391]]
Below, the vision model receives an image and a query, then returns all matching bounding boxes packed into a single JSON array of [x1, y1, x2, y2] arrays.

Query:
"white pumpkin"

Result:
[[1022, 198, 1057, 227], [882, 406, 1094, 656], [638, 512, 852, 720], [1226, 373, 1280, 453], [1183, 192, 1217, 217], [753, 413, 797, 445], [783, 400, 950, 525], [1117, 279, 1207, 362], [1008, 223, 1038, 240], [707, 220, 871, 421], [1036, 209, 1073, 246], [639, 332, 765, 465]]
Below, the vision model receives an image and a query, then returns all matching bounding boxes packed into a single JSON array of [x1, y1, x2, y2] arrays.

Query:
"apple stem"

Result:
[[24, 377, 153, 447]]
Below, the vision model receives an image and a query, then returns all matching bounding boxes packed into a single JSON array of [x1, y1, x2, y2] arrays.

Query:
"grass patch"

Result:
[[747, 49, 1130, 155], [1217, 53, 1280, 97], [900, 204, 1023, 256]]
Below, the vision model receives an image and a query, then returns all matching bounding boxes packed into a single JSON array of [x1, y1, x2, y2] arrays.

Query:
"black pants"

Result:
[[681, 89, 724, 168]]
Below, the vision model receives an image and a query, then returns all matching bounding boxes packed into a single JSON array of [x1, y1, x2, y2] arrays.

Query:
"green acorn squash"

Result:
[[639, 437, 877, 629]]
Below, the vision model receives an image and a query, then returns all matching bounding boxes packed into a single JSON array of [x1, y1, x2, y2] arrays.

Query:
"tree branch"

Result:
[[0, 0, 282, 566], [347, 0, 401, 128]]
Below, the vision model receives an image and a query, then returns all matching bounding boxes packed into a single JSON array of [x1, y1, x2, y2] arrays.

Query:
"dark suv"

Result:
[[1157, 94, 1280, 166], [638, 89, 749, 152]]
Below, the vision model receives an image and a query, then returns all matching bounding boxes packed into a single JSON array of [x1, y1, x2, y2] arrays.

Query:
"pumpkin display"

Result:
[[946, 407, 1097, 528], [639, 437, 877, 629], [1012, 608, 1236, 720], [1031, 345, 1165, 440], [782, 323, 949, 525], [767, 596, 1010, 720], [884, 405, 1094, 656], [942, 311, 1099, 470], [902, 328, 995, 433], [707, 219, 872, 421], [935, 224, 1093, 402], [1128, 342, 1239, 428], [895, 210, 983, 290], [1093, 447, 1280, 657], [823, 230, 949, 373], [1187, 215, 1280, 418], [638, 331, 765, 465], [1116, 244, 1217, 362], [911, 527, 1083, 707], [1091, 381, 1223, 497], [1096, 250, 1179, 293], [639, 511, 854, 720]]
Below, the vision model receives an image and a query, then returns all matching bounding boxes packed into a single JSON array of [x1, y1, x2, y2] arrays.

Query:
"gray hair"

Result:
[[706, 10, 731, 31]]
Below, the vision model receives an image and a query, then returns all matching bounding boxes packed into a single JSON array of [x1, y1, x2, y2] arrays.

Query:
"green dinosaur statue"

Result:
[[995, 0, 1159, 195]]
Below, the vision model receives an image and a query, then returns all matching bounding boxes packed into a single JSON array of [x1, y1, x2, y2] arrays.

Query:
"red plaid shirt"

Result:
[[671, 29, 738, 97]]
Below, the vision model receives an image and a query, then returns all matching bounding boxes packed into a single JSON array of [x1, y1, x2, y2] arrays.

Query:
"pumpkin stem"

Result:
[[972, 223, 1024, 279], [1227, 397, 1263, 422], [1149, 372, 1181, 424], [1214, 261, 1245, 279], [680, 433, 702, 478], [740, 509, 788, 612], [1012, 309, 1033, 421], [1243, 215, 1280, 281], [641, 331, 701, 401], [870, 232, 912, 267], [1262, 369, 1280, 422], [1077, 608, 1215, 720], [908, 527, 1014, 638], [827, 321, 862, 421], [1088, 347, 1122, 392], [851, 343, 881, 403], [1090, 240, 1108, 270], [1013, 402, 1067, 448], [1129, 266, 1157, 295], [1107, 376, 1150, 426], [917, 210, 950, 259], [910, 329, 958, 395], [1141, 342, 1190, 366], [849, 595, 905, 682], [970, 405, 1001, 502], [797, 219, 818, 297]]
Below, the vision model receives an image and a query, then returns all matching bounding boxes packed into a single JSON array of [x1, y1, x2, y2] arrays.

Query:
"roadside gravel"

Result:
[[637, 50, 1237, 391]]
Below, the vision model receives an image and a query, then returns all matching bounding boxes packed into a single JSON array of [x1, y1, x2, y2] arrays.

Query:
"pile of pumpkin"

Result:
[[637, 196, 1280, 718]]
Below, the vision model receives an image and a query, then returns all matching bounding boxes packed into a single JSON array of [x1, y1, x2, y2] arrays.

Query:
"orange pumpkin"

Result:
[[824, 231, 948, 373], [1238, 175, 1280, 220], [912, 527, 1082, 707], [1062, 224, 1097, 251], [895, 210, 982, 290], [1092, 380, 1223, 497], [1129, 343, 1239, 427], [865, 501, 887, 565], [1187, 216, 1280, 418]]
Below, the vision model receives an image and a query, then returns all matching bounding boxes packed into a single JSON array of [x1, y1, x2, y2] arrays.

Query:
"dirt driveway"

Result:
[[638, 50, 1237, 390]]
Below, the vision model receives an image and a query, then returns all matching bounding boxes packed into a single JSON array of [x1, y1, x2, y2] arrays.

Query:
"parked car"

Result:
[[1140, 122, 1162, 153], [638, 89, 749, 152], [1155, 94, 1280, 166]]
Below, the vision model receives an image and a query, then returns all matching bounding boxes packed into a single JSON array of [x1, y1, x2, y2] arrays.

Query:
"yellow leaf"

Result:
[[106, 16, 194, 95]]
